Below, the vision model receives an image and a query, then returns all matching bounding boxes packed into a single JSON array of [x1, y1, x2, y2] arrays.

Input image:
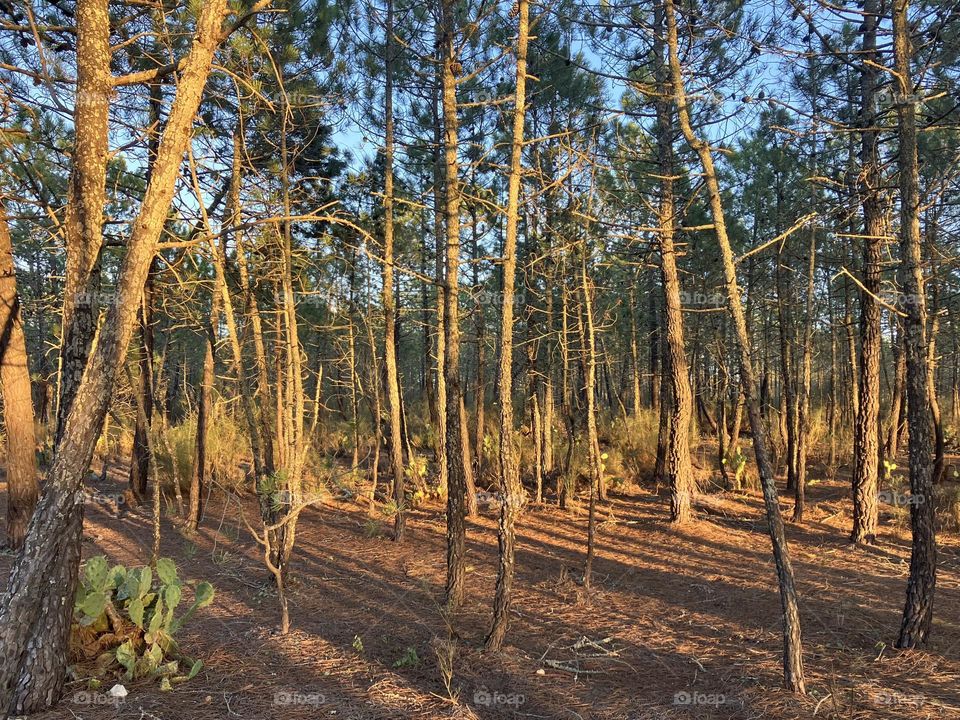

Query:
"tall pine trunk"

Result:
[[654, 4, 693, 524], [440, 0, 468, 610], [893, 0, 937, 648], [0, 2, 229, 711], [851, 0, 884, 544], [664, 0, 805, 691], [486, 0, 528, 649], [0, 207, 38, 550], [382, 0, 406, 540]]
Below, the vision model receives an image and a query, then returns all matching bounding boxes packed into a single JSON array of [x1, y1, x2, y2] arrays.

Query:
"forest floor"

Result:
[[3, 455, 960, 720]]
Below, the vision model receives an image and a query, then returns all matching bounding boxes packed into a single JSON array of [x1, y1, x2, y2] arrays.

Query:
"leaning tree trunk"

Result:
[[0, 2, 230, 713], [0, 206, 38, 550], [129, 82, 163, 503], [664, 0, 805, 692], [893, 0, 937, 649]]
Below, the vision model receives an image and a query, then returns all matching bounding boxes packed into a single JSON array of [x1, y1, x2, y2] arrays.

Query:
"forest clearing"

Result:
[[1, 0, 960, 718]]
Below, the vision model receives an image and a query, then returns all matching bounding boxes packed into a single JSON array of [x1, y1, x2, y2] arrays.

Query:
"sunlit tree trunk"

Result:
[[439, 0, 468, 610], [575, 258, 599, 590], [664, 0, 804, 692], [382, 0, 406, 539], [851, 0, 883, 543], [654, 4, 693, 523], [0, 206, 37, 550], [486, 0, 528, 648], [0, 2, 229, 711], [794, 224, 816, 523], [893, 0, 936, 648]]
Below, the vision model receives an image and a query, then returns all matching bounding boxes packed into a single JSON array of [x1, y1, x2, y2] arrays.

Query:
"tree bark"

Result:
[[893, 0, 936, 648], [664, 0, 805, 692], [0, 206, 38, 550], [0, 2, 231, 712], [129, 81, 164, 502], [851, 0, 884, 544], [382, 0, 406, 540], [188, 284, 219, 531], [486, 0, 528, 649], [654, 4, 693, 523], [439, 0, 468, 610]]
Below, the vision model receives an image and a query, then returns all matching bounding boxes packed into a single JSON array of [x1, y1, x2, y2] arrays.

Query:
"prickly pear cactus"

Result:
[[73, 556, 213, 689]]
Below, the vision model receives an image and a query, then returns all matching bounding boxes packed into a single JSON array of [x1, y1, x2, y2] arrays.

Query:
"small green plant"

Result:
[[352, 635, 364, 653], [380, 499, 401, 519], [733, 446, 748, 490], [883, 458, 898, 479], [363, 516, 384, 538], [73, 556, 214, 688], [392, 646, 420, 668]]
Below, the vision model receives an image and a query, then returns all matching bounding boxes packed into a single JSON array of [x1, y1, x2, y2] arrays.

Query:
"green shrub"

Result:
[[154, 402, 251, 494], [72, 556, 214, 689], [608, 411, 660, 482]]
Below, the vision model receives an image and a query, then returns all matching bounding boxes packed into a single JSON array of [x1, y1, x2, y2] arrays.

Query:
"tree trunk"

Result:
[[851, 0, 883, 544], [129, 82, 163, 503], [440, 0, 468, 610], [654, 8, 693, 523], [188, 288, 218, 532], [885, 321, 906, 462], [382, 0, 406, 539], [925, 218, 945, 485], [432, 62, 449, 498], [664, 0, 804, 692], [893, 0, 936, 648], [0, 2, 229, 711], [794, 222, 816, 523], [0, 207, 38, 550], [486, 0, 528, 649]]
